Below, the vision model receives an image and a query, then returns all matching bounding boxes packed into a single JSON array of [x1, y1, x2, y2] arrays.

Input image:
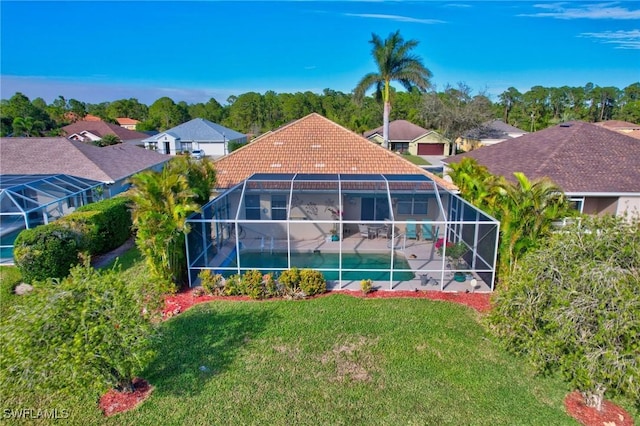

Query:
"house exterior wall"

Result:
[[583, 197, 619, 216], [147, 134, 178, 155], [409, 133, 449, 156], [615, 196, 640, 219]]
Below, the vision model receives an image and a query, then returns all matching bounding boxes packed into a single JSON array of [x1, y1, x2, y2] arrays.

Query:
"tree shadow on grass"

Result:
[[144, 303, 277, 396]]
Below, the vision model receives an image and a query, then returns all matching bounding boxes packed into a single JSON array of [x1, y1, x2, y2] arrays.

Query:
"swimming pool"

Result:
[[223, 251, 415, 281]]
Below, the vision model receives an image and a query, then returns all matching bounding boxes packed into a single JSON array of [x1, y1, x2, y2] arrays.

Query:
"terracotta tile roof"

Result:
[[214, 113, 454, 190], [116, 117, 140, 125], [363, 120, 431, 140], [445, 121, 640, 194], [1, 137, 170, 183], [62, 120, 149, 141]]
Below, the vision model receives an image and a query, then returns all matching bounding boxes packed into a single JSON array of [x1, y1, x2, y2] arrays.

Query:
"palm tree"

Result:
[[128, 167, 200, 288], [95, 133, 122, 147], [12, 116, 45, 137], [353, 30, 432, 149]]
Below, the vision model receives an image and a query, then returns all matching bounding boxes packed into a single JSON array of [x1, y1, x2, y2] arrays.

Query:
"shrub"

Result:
[[13, 224, 81, 283], [75, 196, 132, 252], [0, 264, 159, 395], [487, 215, 640, 410], [223, 274, 242, 296], [198, 270, 225, 295], [360, 279, 373, 294], [299, 269, 326, 296], [263, 273, 279, 298], [58, 210, 108, 255], [278, 268, 301, 293], [242, 269, 265, 299]]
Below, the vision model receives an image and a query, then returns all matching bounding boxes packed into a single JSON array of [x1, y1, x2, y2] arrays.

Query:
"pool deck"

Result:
[[196, 232, 493, 293]]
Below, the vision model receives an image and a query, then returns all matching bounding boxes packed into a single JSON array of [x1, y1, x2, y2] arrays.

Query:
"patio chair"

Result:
[[405, 219, 418, 240], [358, 224, 370, 238], [421, 224, 439, 242]]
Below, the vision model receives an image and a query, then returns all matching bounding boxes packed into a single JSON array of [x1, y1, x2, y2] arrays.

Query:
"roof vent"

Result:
[[315, 163, 325, 168], [311, 144, 321, 148], [274, 141, 284, 146], [559, 123, 572, 127], [270, 163, 282, 168]]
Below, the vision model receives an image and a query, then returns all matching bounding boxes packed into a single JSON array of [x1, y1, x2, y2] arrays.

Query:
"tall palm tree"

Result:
[[354, 30, 432, 149]]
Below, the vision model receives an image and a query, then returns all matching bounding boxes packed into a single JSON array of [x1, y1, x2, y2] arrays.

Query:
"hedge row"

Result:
[[13, 196, 133, 283]]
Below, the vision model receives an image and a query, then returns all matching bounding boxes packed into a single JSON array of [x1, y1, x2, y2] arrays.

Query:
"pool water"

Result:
[[226, 251, 415, 281]]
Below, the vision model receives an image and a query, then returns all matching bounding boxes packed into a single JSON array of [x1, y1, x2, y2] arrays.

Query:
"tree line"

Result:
[[1, 82, 638, 140]]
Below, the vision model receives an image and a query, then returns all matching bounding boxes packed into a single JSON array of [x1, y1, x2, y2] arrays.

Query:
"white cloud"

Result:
[[521, 2, 640, 19], [579, 29, 640, 49], [343, 13, 446, 24]]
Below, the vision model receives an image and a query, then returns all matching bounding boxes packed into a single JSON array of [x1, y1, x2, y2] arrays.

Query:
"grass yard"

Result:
[[2, 290, 582, 425], [401, 153, 429, 165]]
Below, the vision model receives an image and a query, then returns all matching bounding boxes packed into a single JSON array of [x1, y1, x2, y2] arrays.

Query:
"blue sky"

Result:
[[1, 1, 639, 105]]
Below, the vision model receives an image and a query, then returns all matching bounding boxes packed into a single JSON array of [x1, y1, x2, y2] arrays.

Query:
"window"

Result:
[[245, 194, 261, 220], [397, 197, 428, 215], [271, 195, 287, 220], [180, 142, 193, 153], [391, 142, 409, 153], [569, 197, 584, 213]]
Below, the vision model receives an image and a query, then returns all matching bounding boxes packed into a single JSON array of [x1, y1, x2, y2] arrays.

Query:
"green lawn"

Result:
[[2, 291, 583, 425], [402, 153, 429, 165]]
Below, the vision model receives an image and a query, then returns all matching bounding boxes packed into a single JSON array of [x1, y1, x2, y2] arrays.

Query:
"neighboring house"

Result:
[[594, 120, 640, 138], [142, 118, 247, 158], [214, 113, 455, 192], [444, 121, 640, 218], [456, 119, 528, 152], [0, 137, 170, 262], [363, 120, 452, 156], [0, 137, 170, 197], [116, 117, 140, 130], [62, 120, 149, 146]]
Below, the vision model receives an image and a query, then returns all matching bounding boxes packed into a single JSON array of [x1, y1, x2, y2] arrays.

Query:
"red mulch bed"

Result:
[[564, 391, 634, 426], [162, 288, 492, 319], [99, 378, 153, 417]]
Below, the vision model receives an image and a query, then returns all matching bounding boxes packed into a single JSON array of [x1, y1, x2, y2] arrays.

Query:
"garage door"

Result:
[[417, 143, 444, 155]]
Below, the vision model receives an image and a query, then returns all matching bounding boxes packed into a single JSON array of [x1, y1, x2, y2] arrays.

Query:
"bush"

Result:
[[0, 264, 159, 395], [487, 215, 640, 410], [278, 268, 301, 293], [361, 279, 373, 294], [58, 210, 108, 255], [263, 273, 279, 298], [75, 196, 132, 252], [223, 274, 242, 296], [13, 224, 81, 283], [198, 270, 225, 295], [242, 269, 265, 299], [299, 269, 326, 296]]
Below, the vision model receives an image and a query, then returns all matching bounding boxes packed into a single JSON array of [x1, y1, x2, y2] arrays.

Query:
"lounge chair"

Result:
[[421, 224, 439, 242], [405, 219, 418, 240]]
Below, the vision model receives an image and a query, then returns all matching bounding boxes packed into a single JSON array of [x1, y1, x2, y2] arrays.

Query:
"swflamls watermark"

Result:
[[2, 408, 70, 420]]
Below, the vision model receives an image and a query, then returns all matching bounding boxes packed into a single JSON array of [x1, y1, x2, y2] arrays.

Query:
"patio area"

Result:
[[186, 173, 499, 292]]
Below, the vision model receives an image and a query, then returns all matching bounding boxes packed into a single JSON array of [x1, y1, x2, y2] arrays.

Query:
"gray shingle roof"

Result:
[[363, 120, 431, 141], [142, 118, 246, 143], [445, 121, 640, 194], [0, 137, 170, 183], [463, 119, 527, 139]]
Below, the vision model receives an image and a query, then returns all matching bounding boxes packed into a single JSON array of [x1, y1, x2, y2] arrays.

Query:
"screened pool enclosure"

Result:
[[0, 174, 104, 263], [186, 174, 500, 292]]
